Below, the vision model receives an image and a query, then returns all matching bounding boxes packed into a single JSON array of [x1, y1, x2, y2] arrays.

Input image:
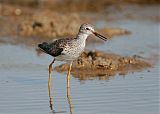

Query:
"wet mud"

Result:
[[54, 51, 151, 79], [0, 4, 131, 39]]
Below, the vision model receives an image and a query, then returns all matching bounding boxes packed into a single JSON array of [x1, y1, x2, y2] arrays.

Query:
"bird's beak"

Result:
[[92, 31, 108, 41]]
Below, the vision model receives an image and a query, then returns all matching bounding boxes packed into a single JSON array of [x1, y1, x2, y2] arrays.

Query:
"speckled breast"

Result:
[[55, 40, 85, 61]]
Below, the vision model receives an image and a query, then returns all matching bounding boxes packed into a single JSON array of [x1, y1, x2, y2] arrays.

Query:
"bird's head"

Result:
[[79, 23, 108, 41]]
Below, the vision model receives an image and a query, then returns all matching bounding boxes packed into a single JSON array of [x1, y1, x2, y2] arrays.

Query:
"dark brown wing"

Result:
[[38, 38, 72, 57]]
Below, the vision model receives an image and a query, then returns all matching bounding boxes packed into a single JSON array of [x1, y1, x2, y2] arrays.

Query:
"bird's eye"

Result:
[[86, 28, 89, 30]]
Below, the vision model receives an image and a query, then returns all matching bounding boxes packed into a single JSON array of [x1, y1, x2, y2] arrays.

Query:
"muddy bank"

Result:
[[0, 1, 158, 41], [54, 51, 151, 80], [0, 4, 130, 40], [0, 4, 81, 37], [2, 0, 160, 13]]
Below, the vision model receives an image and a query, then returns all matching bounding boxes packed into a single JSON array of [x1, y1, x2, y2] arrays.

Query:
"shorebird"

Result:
[[38, 23, 108, 88]]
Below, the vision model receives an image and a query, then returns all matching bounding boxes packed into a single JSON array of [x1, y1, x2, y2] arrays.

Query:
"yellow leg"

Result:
[[67, 62, 73, 88], [48, 59, 55, 91], [48, 59, 55, 112], [48, 87, 53, 112], [67, 87, 73, 114]]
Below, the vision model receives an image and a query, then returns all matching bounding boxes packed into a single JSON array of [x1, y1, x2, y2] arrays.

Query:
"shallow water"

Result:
[[0, 6, 159, 114], [0, 44, 159, 114], [95, 20, 159, 58]]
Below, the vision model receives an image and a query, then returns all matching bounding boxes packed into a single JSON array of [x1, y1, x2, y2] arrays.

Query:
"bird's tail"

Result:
[[38, 42, 50, 53]]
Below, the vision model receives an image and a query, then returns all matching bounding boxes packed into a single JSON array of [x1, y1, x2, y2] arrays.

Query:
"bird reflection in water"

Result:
[[48, 65, 73, 114], [67, 87, 73, 114], [48, 66, 55, 114]]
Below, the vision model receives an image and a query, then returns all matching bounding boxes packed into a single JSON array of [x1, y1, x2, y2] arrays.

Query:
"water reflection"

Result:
[[47, 58, 73, 113], [71, 70, 116, 81], [48, 81, 53, 112], [48, 69, 54, 113], [67, 87, 73, 114], [48, 74, 73, 114]]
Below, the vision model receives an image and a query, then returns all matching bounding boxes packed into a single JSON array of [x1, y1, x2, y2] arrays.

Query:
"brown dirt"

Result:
[[54, 51, 151, 80], [0, 4, 131, 46], [2, 0, 160, 13], [0, 4, 81, 37]]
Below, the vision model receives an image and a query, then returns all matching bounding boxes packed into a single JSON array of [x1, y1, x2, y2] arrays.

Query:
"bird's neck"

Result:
[[76, 32, 89, 42]]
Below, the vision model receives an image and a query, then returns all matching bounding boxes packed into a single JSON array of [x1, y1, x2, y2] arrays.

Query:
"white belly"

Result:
[[55, 44, 85, 62], [55, 37, 87, 62]]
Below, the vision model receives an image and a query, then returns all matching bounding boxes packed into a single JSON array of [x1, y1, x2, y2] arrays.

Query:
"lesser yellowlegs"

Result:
[[38, 23, 108, 88]]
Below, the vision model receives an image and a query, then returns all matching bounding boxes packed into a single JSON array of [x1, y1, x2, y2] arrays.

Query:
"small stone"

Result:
[[15, 8, 22, 16]]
